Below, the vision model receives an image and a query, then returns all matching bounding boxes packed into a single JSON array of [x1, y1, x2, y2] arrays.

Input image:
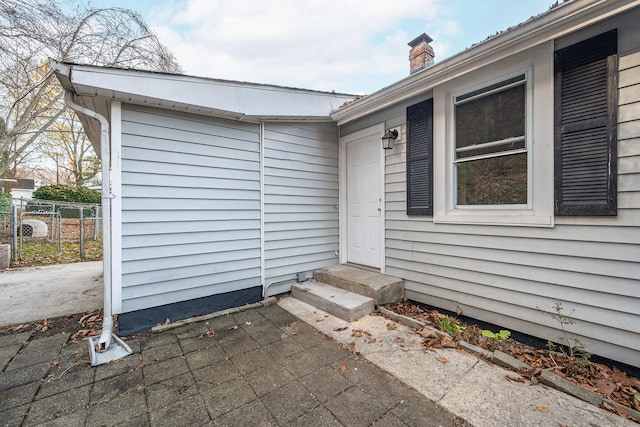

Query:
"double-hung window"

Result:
[[454, 73, 529, 207]]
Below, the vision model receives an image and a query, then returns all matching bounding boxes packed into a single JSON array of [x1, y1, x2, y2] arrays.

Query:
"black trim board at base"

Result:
[[117, 286, 263, 336]]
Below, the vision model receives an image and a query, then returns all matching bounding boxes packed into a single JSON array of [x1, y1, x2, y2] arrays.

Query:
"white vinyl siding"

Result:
[[120, 105, 261, 312], [618, 50, 640, 214], [379, 46, 640, 367], [263, 122, 339, 287]]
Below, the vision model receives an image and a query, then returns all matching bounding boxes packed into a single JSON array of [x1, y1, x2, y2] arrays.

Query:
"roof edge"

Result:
[[51, 60, 357, 98], [332, 0, 636, 125]]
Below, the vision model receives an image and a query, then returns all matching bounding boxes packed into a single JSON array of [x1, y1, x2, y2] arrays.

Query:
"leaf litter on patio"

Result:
[[381, 300, 640, 420]]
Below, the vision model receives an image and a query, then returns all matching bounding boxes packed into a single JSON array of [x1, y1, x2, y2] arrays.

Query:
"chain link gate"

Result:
[[0, 198, 102, 266]]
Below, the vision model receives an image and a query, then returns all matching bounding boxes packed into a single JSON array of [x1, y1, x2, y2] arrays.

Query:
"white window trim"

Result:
[[433, 42, 555, 227], [453, 69, 531, 210]]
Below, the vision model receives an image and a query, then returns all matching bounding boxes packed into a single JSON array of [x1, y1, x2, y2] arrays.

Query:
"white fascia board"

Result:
[[332, 0, 638, 125], [241, 115, 336, 123], [53, 61, 356, 120], [52, 61, 73, 90]]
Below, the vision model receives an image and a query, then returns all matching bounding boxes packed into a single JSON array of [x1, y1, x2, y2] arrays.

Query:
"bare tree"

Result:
[[37, 108, 100, 185], [0, 0, 182, 178]]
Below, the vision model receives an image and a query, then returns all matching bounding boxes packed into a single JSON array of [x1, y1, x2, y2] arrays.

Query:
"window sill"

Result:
[[434, 211, 554, 227]]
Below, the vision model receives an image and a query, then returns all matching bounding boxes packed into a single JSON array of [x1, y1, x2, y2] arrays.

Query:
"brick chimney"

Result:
[[408, 33, 435, 74]]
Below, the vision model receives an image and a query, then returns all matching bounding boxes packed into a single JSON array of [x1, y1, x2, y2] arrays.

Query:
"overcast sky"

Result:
[[88, 0, 555, 94]]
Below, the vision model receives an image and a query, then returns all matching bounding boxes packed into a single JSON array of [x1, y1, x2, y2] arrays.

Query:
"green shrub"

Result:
[[31, 184, 100, 218], [33, 184, 101, 204], [0, 192, 10, 212]]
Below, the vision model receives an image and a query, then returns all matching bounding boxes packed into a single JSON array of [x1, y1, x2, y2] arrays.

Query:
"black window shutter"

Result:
[[554, 30, 618, 216], [407, 98, 434, 215]]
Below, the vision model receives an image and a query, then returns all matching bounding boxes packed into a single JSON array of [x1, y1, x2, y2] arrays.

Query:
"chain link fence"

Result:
[[0, 198, 102, 267]]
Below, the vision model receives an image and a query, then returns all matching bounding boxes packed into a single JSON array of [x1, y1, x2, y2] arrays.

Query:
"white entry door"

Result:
[[345, 126, 383, 268]]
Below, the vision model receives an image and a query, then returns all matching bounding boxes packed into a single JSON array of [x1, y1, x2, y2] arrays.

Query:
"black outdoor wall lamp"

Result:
[[382, 129, 398, 150]]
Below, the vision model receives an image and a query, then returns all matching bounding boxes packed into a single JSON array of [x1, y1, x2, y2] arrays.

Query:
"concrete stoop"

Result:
[[291, 280, 374, 322], [313, 265, 404, 305], [291, 265, 404, 322]]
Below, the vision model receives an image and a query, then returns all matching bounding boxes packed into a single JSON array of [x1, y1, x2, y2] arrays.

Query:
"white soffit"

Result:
[[52, 61, 356, 122]]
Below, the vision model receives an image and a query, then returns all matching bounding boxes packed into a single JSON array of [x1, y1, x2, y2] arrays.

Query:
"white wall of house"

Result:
[[263, 122, 339, 292], [10, 189, 34, 199], [116, 105, 341, 311], [118, 105, 262, 312]]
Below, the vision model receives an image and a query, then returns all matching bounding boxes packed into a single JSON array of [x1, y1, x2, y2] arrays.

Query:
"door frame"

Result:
[[339, 123, 386, 272]]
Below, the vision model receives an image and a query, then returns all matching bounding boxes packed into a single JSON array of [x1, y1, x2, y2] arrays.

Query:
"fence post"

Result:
[[11, 204, 17, 259], [56, 212, 62, 255], [94, 204, 99, 240], [79, 207, 84, 260]]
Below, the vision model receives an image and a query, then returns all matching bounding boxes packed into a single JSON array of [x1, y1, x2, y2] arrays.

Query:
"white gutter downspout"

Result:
[[259, 121, 264, 296], [64, 91, 131, 364]]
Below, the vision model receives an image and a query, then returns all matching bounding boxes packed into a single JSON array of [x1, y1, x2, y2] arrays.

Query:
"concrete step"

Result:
[[291, 280, 375, 322], [313, 265, 404, 305]]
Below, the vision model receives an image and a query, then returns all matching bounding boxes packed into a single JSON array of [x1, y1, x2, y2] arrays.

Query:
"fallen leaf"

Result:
[[441, 336, 457, 348], [612, 402, 631, 419], [456, 306, 463, 316], [351, 329, 363, 337], [363, 330, 372, 337], [537, 406, 548, 413], [287, 321, 298, 327], [601, 401, 616, 412], [70, 329, 100, 341], [395, 337, 405, 343], [316, 316, 325, 322], [437, 357, 449, 363], [289, 332, 299, 336], [595, 379, 616, 397], [228, 325, 238, 330], [417, 328, 437, 338], [422, 337, 441, 350], [164, 318, 170, 325], [519, 367, 542, 382], [386, 323, 397, 330], [506, 375, 525, 383], [197, 331, 215, 339], [333, 326, 348, 332], [348, 342, 358, 357], [338, 363, 347, 372]]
